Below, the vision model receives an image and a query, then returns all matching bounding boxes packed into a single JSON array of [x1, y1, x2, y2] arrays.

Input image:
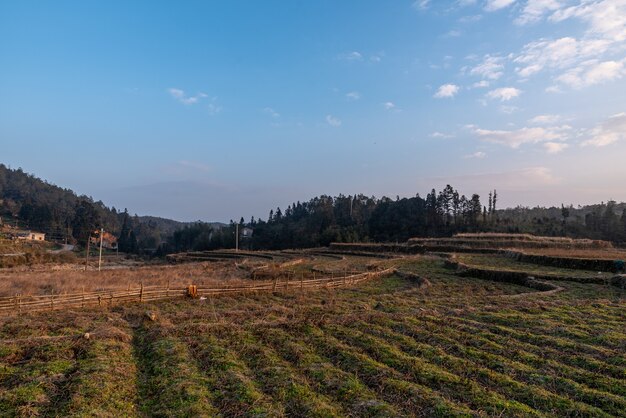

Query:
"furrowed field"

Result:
[[0, 244, 625, 417]]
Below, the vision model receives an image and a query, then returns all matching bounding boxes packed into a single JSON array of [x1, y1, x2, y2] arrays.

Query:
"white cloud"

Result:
[[434, 83, 460, 98], [346, 91, 361, 101], [529, 114, 562, 124], [470, 55, 505, 80], [263, 107, 280, 118], [382, 101, 396, 110], [458, 14, 483, 23], [505, 1, 626, 91], [338, 51, 363, 61], [444, 29, 462, 38], [550, 0, 626, 42], [582, 112, 626, 147], [515, 0, 563, 25], [543, 142, 570, 153], [556, 59, 625, 88], [430, 131, 455, 139], [472, 80, 490, 88], [413, 0, 431, 10], [326, 114, 342, 127], [514, 37, 612, 78], [168, 88, 208, 105], [485, 0, 517, 12], [486, 87, 522, 101], [471, 124, 571, 148], [207, 102, 222, 116], [464, 151, 487, 158], [500, 105, 519, 114]]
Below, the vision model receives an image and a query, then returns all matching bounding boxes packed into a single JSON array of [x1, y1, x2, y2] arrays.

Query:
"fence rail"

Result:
[[0, 268, 395, 316]]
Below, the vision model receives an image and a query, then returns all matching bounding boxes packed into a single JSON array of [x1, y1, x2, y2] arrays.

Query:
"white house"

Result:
[[17, 231, 46, 241]]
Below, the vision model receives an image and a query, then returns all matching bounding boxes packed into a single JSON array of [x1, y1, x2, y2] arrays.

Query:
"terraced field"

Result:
[[452, 253, 615, 281], [0, 255, 625, 417]]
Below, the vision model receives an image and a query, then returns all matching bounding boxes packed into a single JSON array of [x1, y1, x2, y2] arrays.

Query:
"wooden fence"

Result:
[[0, 268, 395, 316]]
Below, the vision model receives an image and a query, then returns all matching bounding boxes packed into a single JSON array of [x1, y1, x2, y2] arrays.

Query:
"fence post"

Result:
[[140, 282, 144, 302], [272, 277, 277, 292]]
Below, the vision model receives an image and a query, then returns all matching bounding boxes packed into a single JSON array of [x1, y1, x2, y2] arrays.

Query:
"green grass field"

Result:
[[0, 255, 624, 417]]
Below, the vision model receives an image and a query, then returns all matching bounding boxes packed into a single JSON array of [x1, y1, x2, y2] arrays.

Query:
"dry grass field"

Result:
[[0, 246, 624, 417], [0, 260, 255, 297]]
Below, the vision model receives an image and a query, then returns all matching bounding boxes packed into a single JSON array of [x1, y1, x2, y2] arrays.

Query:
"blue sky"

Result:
[[1, 0, 625, 222]]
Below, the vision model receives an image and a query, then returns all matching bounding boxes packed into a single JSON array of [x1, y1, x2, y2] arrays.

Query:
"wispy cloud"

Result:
[[529, 114, 562, 125], [443, 29, 462, 38], [263, 107, 280, 118], [346, 91, 361, 101], [556, 59, 625, 88], [509, 0, 626, 91], [543, 142, 570, 154], [458, 14, 483, 23], [207, 100, 222, 116], [168, 88, 208, 105], [430, 131, 455, 139], [338, 51, 363, 61], [464, 151, 487, 159], [582, 112, 626, 147], [486, 87, 522, 101], [434, 83, 460, 98], [326, 114, 342, 127], [412, 0, 431, 11], [515, 0, 562, 25], [470, 123, 571, 149], [471, 80, 490, 88], [470, 55, 505, 80], [382, 101, 397, 111], [484, 0, 517, 12]]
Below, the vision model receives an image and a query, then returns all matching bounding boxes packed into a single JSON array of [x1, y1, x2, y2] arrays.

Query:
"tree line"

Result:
[[158, 187, 500, 252], [0, 164, 169, 251], [3, 164, 626, 256]]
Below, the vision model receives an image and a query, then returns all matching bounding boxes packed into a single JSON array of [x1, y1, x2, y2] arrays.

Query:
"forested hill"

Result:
[[2, 164, 625, 255], [0, 164, 179, 250], [167, 190, 626, 252]]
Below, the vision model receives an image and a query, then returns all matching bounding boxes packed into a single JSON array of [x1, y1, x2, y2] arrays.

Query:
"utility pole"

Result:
[[350, 196, 353, 219], [235, 224, 239, 252], [84, 235, 91, 271], [98, 228, 104, 272]]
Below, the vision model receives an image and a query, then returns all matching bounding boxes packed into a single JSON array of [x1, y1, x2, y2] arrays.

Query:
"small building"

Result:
[[241, 227, 254, 238], [17, 231, 46, 241]]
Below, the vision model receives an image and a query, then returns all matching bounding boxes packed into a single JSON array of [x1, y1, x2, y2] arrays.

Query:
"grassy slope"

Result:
[[0, 255, 624, 417]]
